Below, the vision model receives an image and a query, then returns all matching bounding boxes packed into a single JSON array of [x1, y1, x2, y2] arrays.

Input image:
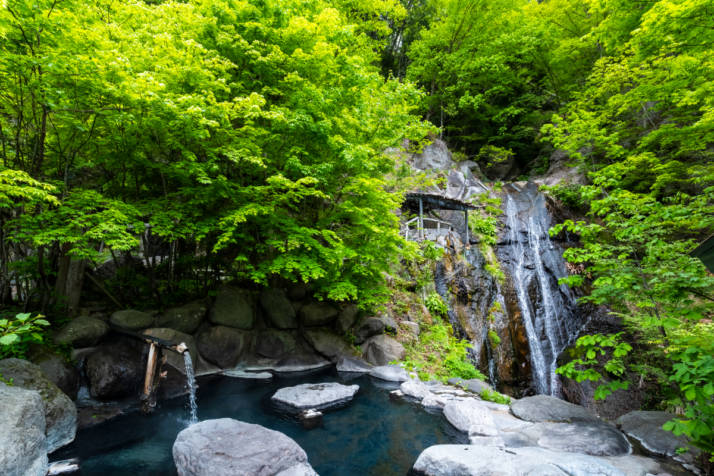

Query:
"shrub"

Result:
[[425, 292, 448, 319], [0, 313, 50, 359]]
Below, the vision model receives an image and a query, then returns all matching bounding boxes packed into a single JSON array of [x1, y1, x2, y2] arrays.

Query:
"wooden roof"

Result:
[[403, 192, 477, 212]]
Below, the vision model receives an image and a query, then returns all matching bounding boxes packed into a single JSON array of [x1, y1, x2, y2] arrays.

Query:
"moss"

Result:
[[488, 329, 501, 347]]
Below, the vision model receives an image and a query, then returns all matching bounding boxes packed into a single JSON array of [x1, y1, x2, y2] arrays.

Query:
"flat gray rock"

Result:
[[223, 369, 273, 379], [400, 379, 433, 400], [522, 421, 631, 456], [369, 364, 409, 382], [272, 382, 359, 411], [616, 410, 699, 464], [0, 383, 47, 476], [447, 377, 493, 394], [411, 445, 625, 476], [510, 394, 599, 422], [336, 356, 371, 373], [443, 399, 498, 436], [173, 418, 317, 476]]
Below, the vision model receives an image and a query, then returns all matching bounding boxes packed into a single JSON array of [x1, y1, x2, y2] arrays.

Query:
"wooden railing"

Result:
[[403, 216, 454, 241]]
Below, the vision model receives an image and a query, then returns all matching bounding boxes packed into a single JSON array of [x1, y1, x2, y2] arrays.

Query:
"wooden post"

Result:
[[419, 198, 424, 240], [141, 343, 159, 413], [464, 210, 469, 244]]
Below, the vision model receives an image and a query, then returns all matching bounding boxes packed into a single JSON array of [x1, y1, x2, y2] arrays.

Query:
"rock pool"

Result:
[[53, 368, 464, 475]]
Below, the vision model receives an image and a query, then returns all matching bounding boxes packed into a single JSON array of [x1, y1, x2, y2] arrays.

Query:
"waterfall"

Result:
[[183, 351, 198, 425], [501, 182, 581, 396]]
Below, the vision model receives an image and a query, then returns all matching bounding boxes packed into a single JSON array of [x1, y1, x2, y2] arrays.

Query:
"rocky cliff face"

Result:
[[408, 140, 590, 397]]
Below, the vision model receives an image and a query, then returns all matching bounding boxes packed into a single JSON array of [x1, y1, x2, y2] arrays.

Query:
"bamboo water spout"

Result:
[[139, 338, 190, 413]]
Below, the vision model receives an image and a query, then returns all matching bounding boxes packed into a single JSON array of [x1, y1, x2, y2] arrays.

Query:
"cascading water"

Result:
[[499, 182, 583, 396], [182, 351, 198, 425]]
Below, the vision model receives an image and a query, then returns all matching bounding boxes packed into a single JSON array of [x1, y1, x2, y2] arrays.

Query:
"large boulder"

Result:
[[362, 335, 405, 366], [255, 330, 297, 360], [197, 326, 251, 369], [30, 350, 80, 400], [304, 329, 354, 361], [173, 418, 317, 476], [0, 358, 77, 453], [411, 445, 624, 476], [109, 309, 154, 331], [271, 382, 359, 411], [85, 338, 144, 400], [156, 301, 207, 334], [616, 411, 699, 464], [369, 364, 409, 382], [55, 315, 109, 347], [210, 286, 256, 330], [521, 421, 631, 457], [443, 399, 498, 436], [353, 317, 384, 344], [0, 382, 47, 476], [334, 304, 359, 334], [336, 356, 371, 373], [510, 394, 599, 423], [299, 302, 339, 327], [260, 289, 298, 329]]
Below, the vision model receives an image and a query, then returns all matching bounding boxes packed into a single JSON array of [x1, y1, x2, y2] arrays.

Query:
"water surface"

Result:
[[55, 368, 463, 475]]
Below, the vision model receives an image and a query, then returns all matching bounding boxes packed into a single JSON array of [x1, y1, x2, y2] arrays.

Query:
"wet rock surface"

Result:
[[0, 358, 77, 453], [271, 382, 359, 411], [173, 418, 317, 476], [0, 382, 47, 476]]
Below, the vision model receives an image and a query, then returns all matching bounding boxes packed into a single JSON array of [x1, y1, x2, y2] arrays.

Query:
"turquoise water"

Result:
[[54, 368, 463, 475]]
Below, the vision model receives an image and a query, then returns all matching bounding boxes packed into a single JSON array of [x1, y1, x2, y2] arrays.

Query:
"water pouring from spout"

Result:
[[177, 342, 198, 425]]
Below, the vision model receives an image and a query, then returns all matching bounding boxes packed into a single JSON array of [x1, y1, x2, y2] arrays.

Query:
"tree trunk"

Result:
[[55, 244, 85, 316]]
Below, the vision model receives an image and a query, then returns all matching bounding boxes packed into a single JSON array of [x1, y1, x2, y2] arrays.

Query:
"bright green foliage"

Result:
[[540, 0, 714, 459], [487, 329, 501, 348], [556, 333, 632, 400], [403, 318, 486, 382], [0, 0, 429, 309], [0, 313, 50, 359], [480, 388, 511, 405], [407, 0, 604, 163], [663, 326, 714, 457], [425, 292, 448, 318]]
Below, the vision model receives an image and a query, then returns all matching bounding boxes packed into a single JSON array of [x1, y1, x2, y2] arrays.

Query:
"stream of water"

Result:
[[182, 352, 198, 425]]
